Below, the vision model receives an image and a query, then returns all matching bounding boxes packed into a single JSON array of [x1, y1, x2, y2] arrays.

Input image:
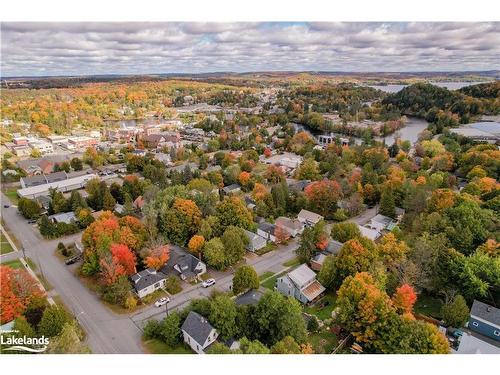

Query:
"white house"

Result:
[[358, 225, 382, 241], [297, 209, 323, 226], [181, 311, 219, 354], [276, 264, 325, 304], [275, 217, 304, 237], [130, 268, 167, 298], [243, 229, 267, 252]]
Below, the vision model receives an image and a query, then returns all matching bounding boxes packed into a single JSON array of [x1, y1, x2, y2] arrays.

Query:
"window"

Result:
[[472, 322, 479, 327], [494, 330, 500, 337], [154, 282, 160, 288]]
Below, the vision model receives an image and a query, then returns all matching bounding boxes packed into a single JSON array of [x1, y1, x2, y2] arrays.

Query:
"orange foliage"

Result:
[[392, 284, 417, 317], [0, 265, 43, 324], [428, 189, 456, 212], [144, 245, 170, 270], [264, 148, 272, 158], [477, 177, 498, 193], [238, 171, 251, 186], [188, 235, 205, 257], [110, 243, 137, 275], [252, 183, 269, 201], [100, 256, 126, 285]]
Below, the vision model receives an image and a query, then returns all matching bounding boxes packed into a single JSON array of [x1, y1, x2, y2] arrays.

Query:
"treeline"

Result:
[[459, 81, 500, 99], [382, 82, 500, 129]]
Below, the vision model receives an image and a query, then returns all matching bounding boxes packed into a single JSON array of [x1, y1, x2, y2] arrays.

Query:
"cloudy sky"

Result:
[[1, 22, 499, 76]]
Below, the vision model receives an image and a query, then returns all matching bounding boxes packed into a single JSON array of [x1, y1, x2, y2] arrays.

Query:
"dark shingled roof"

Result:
[[258, 222, 276, 236], [181, 311, 215, 345], [130, 268, 166, 292], [235, 289, 264, 306], [471, 300, 500, 326]]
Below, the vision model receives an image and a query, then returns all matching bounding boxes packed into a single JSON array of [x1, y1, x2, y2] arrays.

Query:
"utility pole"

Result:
[[165, 300, 169, 317]]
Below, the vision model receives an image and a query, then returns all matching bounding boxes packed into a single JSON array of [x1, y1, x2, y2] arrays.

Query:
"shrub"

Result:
[[165, 276, 182, 294]]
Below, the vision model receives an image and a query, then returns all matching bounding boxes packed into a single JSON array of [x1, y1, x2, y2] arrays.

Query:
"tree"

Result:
[[13, 316, 35, 338], [296, 221, 327, 263], [102, 190, 116, 211], [232, 265, 259, 295], [24, 296, 48, 328], [18, 198, 41, 219], [304, 180, 343, 219], [391, 284, 417, 316], [215, 196, 253, 236], [144, 244, 170, 270], [317, 255, 337, 290], [209, 295, 238, 339], [47, 322, 90, 353], [221, 226, 248, 266], [334, 239, 378, 287], [252, 183, 269, 201], [239, 337, 270, 354], [253, 291, 307, 345], [206, 342, 234, 354], [188, 235, 205, 259], [99, 255, 127, 285], [331, 222, 361, 243], [159, 312, 181, 347], [70, 157, 83, 171], [264, 164, 285, 184], [101, 276, 131, 306], [377, 233, 409, 266], [203, 238, 227, 270], [295, 158, 320, 181], [161, 198, 201, 246], [271, 336, 302, 354], [38, 305, 71, 337], [441, 295, 470, 328], [110, 243, 137, 275], [0, 265, 43, 324], [379, 188, 396, 218]]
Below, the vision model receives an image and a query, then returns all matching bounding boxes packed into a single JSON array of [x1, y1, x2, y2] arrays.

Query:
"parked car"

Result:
[[3, 204, 10, 208], [27, 219, 37, 224], [202, 278, 216, 288], [154, 297, 170, 307], [64, 254, 82, 265]]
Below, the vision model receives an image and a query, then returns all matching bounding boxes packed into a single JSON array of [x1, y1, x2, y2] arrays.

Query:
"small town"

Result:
[[0, 8, 499, 375]]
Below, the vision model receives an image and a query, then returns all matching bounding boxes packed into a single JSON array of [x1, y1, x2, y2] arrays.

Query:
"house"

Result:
[[172, 253, 206, 281], [29, 140, 54, 155], [469, 300, 500, 341], [243, 229, 267, 252], [235, 289, 264, 306], [257, 222, 277, 243], [181, 311, 219, 354], [454, 332, 500, 354], [358, 225, 382, 241], [17, 173, 98, 199], [48, 212, 76, 225], [114, 203, 125, 215], [222, 184, 241, 195], [13, 145, 32, 157], [325, 239, 343, 255], [68, 136, 97, 150], [297, 209, 323, 226], [287, 179, 310, 192], [130, 268, 167, 298], [276, 264, 325, 304], [310, 253, 327, 271], [222, 338, 241, 351], [367, 214, 394, 232], [275, 217, 304, 237], [244, 196, 256, 211]]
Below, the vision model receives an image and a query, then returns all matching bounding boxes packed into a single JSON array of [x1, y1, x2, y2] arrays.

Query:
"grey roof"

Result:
[[471, 300, 500, 326], [46, 171, 68, 183], [161, 251, 203, 280], [181, 311, 215, 345], [48, 211, 76, 224], [235, 289, 264, 306], [222, 183, 241, 193], [22, 174, 48, 187], [130, 268, 167, 292], [288, 264, 316, 287], [298, 209, 323, 223], [325, 239, 343, 255], [258, 222, 276, 235], [287, 179, 311, 192]]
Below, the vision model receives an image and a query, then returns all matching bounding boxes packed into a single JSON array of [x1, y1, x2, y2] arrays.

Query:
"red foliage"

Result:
[[0, 265, 43, 323], [264, 148, 272, 158], [110, 243, 137, 275], [392, 284, 417, 316], [99, 256, 126, 285]]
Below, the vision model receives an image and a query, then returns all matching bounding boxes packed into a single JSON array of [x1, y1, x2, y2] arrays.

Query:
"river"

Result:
[[368, 81, 490, 93], [293, 116, 429, 146]]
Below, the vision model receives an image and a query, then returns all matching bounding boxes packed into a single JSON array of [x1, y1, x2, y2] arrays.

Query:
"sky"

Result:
[[1, 22, 499, 77]]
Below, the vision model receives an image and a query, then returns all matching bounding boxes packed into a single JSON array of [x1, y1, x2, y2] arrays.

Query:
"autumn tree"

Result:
[[110, 243, 137, 275], [252, 183, 269, 202], [391, 284, 417, 317], [188, 235, 205, 259], [161, 198, 201, 246], [304, 179, 343, 219], [264, 164, 285, 184], [295, 158, 321, 181], [0, 265, 43, 323], [215, 196, 253, 236], [232, 265, 259, 295], [142, 243, 169, 270], [334, 238, 378, 287]]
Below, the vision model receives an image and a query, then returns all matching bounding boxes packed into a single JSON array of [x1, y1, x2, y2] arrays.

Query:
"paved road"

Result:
[[131, 240, 299, 324], [0, 193, 144, 354]]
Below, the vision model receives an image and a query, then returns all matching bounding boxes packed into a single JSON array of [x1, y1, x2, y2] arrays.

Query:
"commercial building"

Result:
[[17, 172, 98, 199]]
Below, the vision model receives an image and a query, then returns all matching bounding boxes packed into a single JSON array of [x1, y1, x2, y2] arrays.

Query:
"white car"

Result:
[[154, 297, 170, 307], [202, 279, 216, 288]]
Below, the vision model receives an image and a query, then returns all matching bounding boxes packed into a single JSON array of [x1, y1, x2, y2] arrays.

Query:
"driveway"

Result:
[[0, 193, 144, 354]]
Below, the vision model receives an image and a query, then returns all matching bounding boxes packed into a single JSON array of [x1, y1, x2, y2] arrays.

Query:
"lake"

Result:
[[368, 81, 490, 93]]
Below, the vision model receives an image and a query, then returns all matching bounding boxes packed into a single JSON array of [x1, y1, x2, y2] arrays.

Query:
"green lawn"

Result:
[[304, 293, 337, 321], [261, 270, 287, 290], [307, 329, 338, 354], [283, 257, 301, 268], [255, 243, 277, 256], [3, 188, 19, 205], [414, 293, 443, 319], [2, 259, 24, 269], [1, 233, 14, 255], [143, 339, 192, 354], [259, 271, 274, 281]]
